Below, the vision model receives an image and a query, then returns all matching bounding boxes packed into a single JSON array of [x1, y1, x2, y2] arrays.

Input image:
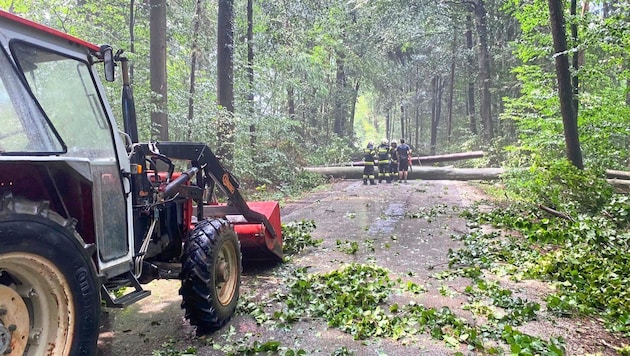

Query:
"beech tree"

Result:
[[150, 0, 168, 141], [217, 0, 235, 161]]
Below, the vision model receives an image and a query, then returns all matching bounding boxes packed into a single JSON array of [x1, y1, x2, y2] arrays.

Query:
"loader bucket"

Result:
[[233, 201, 283, 262]]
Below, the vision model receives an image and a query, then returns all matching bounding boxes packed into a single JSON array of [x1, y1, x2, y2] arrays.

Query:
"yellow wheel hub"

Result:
[[0, 284, 30, 355]]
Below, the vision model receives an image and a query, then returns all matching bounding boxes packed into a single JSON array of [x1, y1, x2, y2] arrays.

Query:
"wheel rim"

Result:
[[214, 241, 238, 306], [0, 252, 74, 356]]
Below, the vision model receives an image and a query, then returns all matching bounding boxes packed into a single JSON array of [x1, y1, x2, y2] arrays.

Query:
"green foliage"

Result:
[[152, 339, 196, 356], [305, 136, 357, 166], [236, 262, 568, 352], [336, 239, 359, 254], [331, 347, 355, 356], [464, 279, 540, 326], [281, 220, 321, 255], [460, 195, 630, 336], [504, 0, 630, 170], [231, 340, 307, 355], [500, 326, 565, 356], [502, 159, 613, 214]]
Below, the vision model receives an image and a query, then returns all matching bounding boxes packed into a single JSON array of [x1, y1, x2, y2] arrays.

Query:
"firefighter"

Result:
[[397, 138, 412, 183], [389, 140, 398, 182], [377, 138, 391, 183], [362, 141, 377, 185]]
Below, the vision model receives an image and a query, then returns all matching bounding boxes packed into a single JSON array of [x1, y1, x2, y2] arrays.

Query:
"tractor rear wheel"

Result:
[[0, 195, 100, 355], [180, 218, 241, 333]]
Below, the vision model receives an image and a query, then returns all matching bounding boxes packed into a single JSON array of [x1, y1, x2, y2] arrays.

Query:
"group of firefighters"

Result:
[[362, 138, 412, 185]]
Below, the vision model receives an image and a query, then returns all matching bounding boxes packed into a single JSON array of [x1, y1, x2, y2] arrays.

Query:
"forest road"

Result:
[[97, 179, 622, 355]]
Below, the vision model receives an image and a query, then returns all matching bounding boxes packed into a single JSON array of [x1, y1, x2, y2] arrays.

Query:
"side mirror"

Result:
[[100, 45, 115, 82]]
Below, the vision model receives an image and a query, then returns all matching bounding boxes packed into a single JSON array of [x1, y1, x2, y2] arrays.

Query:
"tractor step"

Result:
[[101, 271, 151, 308]]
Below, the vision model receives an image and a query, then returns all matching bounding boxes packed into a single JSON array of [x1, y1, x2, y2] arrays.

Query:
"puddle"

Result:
[[368, 202, 405, 234]]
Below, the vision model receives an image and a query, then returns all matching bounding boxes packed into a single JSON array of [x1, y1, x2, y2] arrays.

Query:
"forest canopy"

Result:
[[1, 0, 629, 190]]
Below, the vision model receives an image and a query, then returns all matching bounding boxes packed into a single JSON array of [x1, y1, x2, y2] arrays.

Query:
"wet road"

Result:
[[100, 180, 485, 355]]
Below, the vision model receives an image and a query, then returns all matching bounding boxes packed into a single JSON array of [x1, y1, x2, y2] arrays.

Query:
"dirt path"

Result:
[[98, 180, 625, 355]]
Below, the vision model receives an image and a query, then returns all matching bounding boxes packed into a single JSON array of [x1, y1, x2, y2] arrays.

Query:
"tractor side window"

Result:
[[0, 78, 27, 151], [0, 46, 64, 154], [11, 43, 114, 159]]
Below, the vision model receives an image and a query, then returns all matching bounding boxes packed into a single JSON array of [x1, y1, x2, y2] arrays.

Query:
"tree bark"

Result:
[[186, 0, 203, 141], [150, 0, 168, 141], [570, 0, 579, 116], [304, 166, 504, 181], [128, 0, 135, 80], [548, 0, 583, 169], [247, 0, 255, 146], [430, 75, 443, 155], [473, 0, 493, 143], [333, 51, 347, 137], [605, 169, 630, 180], [217, 0, 235, 162], [351, 151, 485, 166], [447, 32, 457, 146], [466, 14, 478, 135], [400, 104, 405, 142], [349, 80, 360, 141]]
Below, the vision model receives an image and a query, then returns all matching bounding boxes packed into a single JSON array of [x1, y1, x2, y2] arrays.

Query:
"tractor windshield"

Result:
[[0, 45, 64, 154], [10, 42, 115, 159]]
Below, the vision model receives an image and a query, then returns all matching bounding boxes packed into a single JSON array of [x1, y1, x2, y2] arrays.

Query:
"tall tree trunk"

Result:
[[548, 0, 583, 169], [333, 52, 347, 137], [447, 31, 457, 147], [186, 0, 203, 141], [466, 14, 477, 135], [414, 65, 421, 150], [473, 1, 493, 143], [349, 80, 360, 141], [570, 0, 579, 116], [217, 0, 235, 162], [247, 0, 255, 146], [385, 109, 391, 142], [430, 76, 443, 155], [150, 0, 168, 141], [128, 0, 135, 80], [400, 104, 405, 141]]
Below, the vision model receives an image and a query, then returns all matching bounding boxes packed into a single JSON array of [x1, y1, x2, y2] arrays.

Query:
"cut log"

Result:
[[351, 151, 485, 166], [304, 166, 504, 181], [606, 169, 630, 180], [607, 178, 630, 193], [411, 151, 485, 165]]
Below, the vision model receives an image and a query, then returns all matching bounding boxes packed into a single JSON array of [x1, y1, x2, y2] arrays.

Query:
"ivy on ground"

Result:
[[459, 194, 630, 336]]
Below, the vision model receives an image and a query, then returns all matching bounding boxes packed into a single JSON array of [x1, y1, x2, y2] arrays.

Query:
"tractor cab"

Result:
[[0, 10, 282, 356], [0, 12, 133, 276]]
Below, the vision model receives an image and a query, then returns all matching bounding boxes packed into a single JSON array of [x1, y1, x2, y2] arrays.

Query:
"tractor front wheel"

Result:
[[180, 218, 241, 333], [0, 196, 100, 355]]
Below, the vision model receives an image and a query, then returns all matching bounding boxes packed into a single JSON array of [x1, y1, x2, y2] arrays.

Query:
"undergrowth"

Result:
[[457, 160, 630, 337], [460, 198, 630, 335]]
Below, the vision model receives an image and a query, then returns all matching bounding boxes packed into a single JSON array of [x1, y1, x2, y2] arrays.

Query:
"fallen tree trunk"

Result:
[[411, 151, 485, 165], [305, 165, 630, 187], [304, 166, 505, 180], [607, 178, 630, 193], [351, 151, 485, 166], [606, 169, 630, 180]]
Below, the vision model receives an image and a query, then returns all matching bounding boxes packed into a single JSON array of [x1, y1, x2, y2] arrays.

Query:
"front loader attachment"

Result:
[[231, 201, 283, 261], [143, 142, 284, 262]]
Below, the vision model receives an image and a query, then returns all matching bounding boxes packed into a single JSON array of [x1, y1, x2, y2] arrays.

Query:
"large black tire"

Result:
[[180, 218, 241, 333], [0, 194, 100, 356]]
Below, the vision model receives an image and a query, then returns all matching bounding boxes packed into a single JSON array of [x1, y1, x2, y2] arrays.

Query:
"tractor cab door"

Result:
[[10, 42, 133, 274]]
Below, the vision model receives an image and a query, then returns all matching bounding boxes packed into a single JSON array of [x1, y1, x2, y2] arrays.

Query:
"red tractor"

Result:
[[0, 10, 283, 355]]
